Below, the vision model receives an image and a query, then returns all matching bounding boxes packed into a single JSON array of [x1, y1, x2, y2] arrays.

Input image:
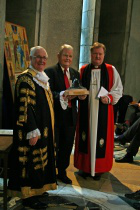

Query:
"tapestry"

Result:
[[4, 21, 30, 99]]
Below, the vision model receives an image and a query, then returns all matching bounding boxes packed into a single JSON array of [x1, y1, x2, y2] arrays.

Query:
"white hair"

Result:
[[59, 44, 73, 55], [30, 46, 48, 58]]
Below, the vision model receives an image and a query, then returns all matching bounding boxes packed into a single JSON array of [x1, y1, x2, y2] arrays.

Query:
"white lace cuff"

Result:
[[60, 91, 68, 110], [26, 128, 41, 139]]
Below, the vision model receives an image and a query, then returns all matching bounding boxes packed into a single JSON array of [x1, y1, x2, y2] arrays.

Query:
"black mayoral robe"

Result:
[[8, 69, 57, 199]]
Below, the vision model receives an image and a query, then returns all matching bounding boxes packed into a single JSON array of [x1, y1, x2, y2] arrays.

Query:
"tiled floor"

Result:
[[0, 143, 140, 209]]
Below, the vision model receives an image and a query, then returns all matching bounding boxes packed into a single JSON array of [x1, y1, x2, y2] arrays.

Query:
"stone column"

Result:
[[124, 0, 140, 100], [79, 0, 101, 68], [0, 0, 6, 128]]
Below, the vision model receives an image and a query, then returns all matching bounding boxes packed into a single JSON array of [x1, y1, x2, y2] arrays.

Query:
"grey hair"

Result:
[[59, 44, 73, 55], [30, 46, 48, 58]]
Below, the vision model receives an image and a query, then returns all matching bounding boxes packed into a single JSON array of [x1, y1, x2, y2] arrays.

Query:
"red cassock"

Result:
[[74, 63, 114, 175]]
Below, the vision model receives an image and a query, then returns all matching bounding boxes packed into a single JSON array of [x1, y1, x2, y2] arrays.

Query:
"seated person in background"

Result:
[[115, 98, 140, 135], [125, 101, 140, 126], [114, 94, 133, 125], [115, 117, 140, 163]]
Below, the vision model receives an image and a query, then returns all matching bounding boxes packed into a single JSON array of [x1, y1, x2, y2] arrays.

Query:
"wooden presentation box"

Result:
[[64, 88, 89, 96]]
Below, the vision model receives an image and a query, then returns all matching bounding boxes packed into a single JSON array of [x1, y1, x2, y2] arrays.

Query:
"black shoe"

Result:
[[115, 154, 133, 163], [93, 174, 101, 181], [57, 174, 72, 184], [133, 202, 140, 209], [125, 190, 140, 200], [76, 170, 90, 179], [22, 197, 48, 209], [37, 192, 49, 198]]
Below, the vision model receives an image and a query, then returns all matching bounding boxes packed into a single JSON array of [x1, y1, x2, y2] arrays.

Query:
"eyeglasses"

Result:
[[33, 55, 47, 61]]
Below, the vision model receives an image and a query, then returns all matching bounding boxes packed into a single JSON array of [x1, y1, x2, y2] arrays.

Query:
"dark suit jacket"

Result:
[[45, 63, 80, 127]]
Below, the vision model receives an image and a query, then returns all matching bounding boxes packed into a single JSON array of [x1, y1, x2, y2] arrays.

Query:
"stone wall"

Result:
[[124, 0, 140, 101], [99, 0, 130, 77], [6, 0, 83, 70], [6, 0, 40, 49], [39, 0, 83, 70]]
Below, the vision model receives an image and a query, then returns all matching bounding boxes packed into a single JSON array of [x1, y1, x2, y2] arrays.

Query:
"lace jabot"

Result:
[[29, 65, 50, 90]]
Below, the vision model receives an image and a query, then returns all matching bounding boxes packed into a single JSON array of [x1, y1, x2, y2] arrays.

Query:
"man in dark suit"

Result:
[[45, 44, 80, 184], [115, 117, 140, 163]]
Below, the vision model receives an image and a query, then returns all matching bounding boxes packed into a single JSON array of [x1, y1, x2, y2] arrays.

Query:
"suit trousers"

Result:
[[124, 117, 140, 156], [55, 125, 76, 175]]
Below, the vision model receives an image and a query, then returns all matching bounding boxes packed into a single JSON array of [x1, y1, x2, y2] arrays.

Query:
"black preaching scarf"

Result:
[[79, 63, 109, 158]]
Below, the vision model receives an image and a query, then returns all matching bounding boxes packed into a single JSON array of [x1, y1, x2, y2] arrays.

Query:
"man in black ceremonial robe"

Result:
[[8, 46, 57, 209]]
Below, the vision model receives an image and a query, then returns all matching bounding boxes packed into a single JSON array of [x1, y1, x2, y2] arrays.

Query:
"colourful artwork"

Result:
[[4, 21, 30, 99]]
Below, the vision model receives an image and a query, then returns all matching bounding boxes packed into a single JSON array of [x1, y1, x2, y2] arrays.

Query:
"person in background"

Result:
[[45, 44, 81, 184], [74, 42, 123, 180], [115, 117, 140, 163], [124, 100, 140, 127], [8, 46, 57, 209], [114, 94, 133, 131], [115, 98, 140, 135]]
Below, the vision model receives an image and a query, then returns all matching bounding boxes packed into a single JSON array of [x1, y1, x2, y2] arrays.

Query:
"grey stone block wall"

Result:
[[98, 0, 130, 76], [6, 0, 40, 49], [39, 0, 83, 70], [124, 0, 140, 101]]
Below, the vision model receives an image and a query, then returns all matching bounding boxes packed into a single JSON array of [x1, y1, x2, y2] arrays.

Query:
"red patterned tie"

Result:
[[64, 68, 71, 107]]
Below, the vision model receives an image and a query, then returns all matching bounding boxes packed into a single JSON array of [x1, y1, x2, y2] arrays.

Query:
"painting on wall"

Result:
[[4, 21, 30, 99]]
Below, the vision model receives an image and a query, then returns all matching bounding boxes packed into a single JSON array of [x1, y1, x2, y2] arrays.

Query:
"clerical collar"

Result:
[[91, 64, 101, 69]]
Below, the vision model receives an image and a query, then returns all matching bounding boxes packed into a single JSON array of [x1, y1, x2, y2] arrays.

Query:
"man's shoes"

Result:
[[76, 170, 90, 179], [42, 192, 49, 197], [133, 202, 140, 209], [125, 190, 140, 200], [22, 197, 48, 209], [115, 154, 133, 163], [57, 174, 72, 184], [93, 174, 101, 181], [37, 191, 49, 198]]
